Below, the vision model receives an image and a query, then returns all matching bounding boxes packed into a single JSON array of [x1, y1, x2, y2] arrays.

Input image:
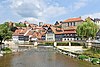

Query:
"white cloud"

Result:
[[73, 0, 88, 10], [43, 6, 67, 17], [8, 0, 68, 23], [19, 17, 46, 24], [82, 13, 100, 19], [0, 0, 90, 23]]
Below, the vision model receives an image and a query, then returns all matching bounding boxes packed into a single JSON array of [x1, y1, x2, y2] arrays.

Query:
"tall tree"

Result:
[[76, 18, 98, 40], [0, 22, 12, 43]]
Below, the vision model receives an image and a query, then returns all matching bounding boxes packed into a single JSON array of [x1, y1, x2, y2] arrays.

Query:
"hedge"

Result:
[[71, 42, 84, 46], [91, 58, 100, 64], [57, 42, 84, 46], [57, 42, 69, 46], [1, 47, 12, 51], [78, 55, 89, 60]]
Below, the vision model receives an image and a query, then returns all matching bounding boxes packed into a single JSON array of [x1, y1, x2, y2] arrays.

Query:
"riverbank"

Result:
[[56, 46, 100, 65]]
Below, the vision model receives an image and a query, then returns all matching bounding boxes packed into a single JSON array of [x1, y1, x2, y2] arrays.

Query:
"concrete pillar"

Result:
[[34, 42, 38, 47], [87, 42, 92, 48], [69, 41, 71, 46], [54, 42, 57, 47]]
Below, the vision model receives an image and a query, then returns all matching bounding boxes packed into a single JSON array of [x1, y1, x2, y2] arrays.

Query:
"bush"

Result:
[[82, 43, 88, 48], [1, 47, 12, 51], [44, 42, 54, 46], [78, 55, 89, 60], [57, 42, 69, 46], [71, 42, 83, 46], [91, 58, 100, 64]]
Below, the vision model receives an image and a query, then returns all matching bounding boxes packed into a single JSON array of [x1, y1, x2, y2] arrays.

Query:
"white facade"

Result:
[[46, 33, 55, 41], [31, 38, 37, 41], [62, 38, 75, 41], [95, 21, 100, 28], [62, 38, 81, 41], [95, 21, 100, 25], [12, 36, 19, 41]]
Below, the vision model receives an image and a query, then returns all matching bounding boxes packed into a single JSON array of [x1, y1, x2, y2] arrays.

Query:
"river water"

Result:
[[0, 47, 99, 67]]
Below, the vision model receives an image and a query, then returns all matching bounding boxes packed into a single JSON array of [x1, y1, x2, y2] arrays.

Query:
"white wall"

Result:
[[62, 38, 75, 41], [12, 36, 18, 41], [46, 33, 55, 41]]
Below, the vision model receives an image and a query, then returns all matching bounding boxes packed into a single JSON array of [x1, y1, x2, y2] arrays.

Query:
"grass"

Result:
[[83, 48, 100, 58]]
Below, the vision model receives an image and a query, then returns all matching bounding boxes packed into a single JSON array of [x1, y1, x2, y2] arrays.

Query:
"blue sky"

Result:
[[0, 0, 100, 24]]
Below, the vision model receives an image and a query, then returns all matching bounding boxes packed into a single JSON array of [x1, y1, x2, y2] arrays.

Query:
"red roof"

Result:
[[13, 28, 28, 36], [49, 26, 76, 34], [64, 30, 76, 34], [43, 24, 52, 27], [63, 17, 83, 22]]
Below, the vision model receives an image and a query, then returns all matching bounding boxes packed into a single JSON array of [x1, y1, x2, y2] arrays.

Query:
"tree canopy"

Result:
[[0, 22, 12, 43], [15, 22, 26, 27], [76, 18, 99, 40]]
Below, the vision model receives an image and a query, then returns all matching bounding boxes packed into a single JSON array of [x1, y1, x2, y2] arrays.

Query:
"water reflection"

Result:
[[0, 47, 99, 67]]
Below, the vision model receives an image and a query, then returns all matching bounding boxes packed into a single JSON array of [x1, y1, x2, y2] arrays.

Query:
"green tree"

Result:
[[76, 18, 98, 40], [0, 22, 12, 43], [15, 22, 26, 27]]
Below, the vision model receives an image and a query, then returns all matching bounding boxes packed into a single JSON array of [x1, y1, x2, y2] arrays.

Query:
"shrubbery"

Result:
[[45, 42, 54, 46], [91, 58, 100, 64], [57, 42, 69, 46], [78, 55, 89, 60], [1, 47, 12, 51], [57, 42, 83, 46], [71, 42, 83, 46], [38, 42, 84, 46]]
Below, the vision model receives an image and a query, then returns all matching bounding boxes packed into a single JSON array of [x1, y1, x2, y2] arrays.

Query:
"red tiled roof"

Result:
[[63, 30, 76, 34], [43, 24, 52, 27], [13, 28, 28, 36], [25, 30, 33, 36], [32, 32, 42, 39], [49, 26, 77, 34], [64, 26, 77, 30], [50, 26, 64, 34], [63, 17, 83, 22]]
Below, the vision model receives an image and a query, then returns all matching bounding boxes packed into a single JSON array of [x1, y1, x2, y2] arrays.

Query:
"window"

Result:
[[73, 22, 75, 26], [68, 23, 69, 26], [69, 23, 71, 26], [19, 35, 24, 40]]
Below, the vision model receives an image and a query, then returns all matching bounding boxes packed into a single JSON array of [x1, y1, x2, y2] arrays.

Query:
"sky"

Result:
[[0, 0, 100, 24]]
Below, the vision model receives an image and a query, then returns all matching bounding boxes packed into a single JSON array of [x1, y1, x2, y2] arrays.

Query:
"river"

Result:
[[0, 47, 99, 67]]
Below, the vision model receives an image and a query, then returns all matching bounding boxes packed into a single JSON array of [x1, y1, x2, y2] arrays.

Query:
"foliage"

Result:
[[57, 42, 84, 46], [76, 18, 98, 39], [0, 22, 12, 43], [82, 43, 88, 48], [56, 25, 62, 28], [10, 27, 18, 32], [1, 47, 12, 51], [78, 55, 89, 60], [91, 58, 100, 64], [71, 42, 84, 46], [15, 22, 26, 27], [45, 42, 54, 46], [57, 42, 69, 46], [83, 48, 100, 58]]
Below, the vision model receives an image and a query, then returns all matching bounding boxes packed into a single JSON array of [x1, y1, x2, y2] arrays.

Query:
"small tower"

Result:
[[39, 22, 43, 27]]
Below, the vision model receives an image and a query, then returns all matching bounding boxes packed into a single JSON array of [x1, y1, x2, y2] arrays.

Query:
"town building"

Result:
[[39, 22, 43, 27], [45, 26, 63, 41], [61, 17, 83, 41], [93, 18, 100, 28]]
